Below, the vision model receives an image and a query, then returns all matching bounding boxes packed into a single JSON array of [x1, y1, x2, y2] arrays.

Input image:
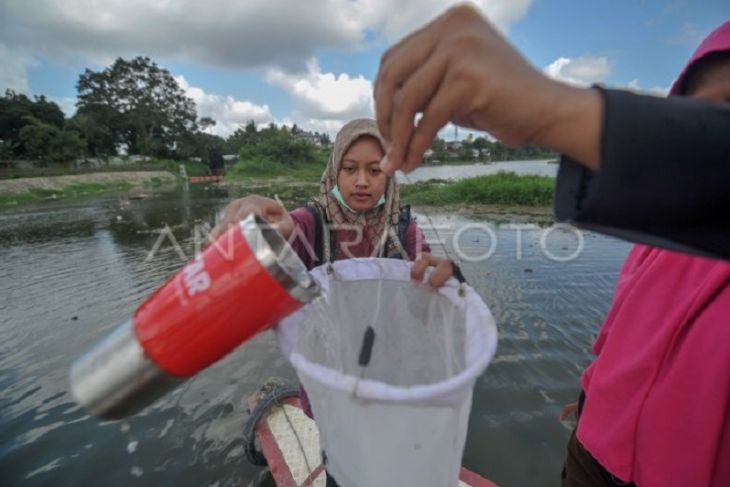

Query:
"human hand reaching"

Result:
[[208, 195, 294, 244], [374, 5, 601, 174], [410, 253, 456, 289]]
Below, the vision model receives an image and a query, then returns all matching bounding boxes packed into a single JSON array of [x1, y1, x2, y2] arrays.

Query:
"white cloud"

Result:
[[0, 44, 38, 94], [437, 122, 487, 142], [0, 1, 531, 70], [544, 56, 612, 86], [624, 78, 669, 97], [266, 58, 374, 122], [0, 0, 362, 70], [175, 75, 274, 138], [50, 96, 78, 117], [352, 0, 532, 43]]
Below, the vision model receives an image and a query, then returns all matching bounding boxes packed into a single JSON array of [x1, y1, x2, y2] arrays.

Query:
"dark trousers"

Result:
[[561, 392, 636, 487]]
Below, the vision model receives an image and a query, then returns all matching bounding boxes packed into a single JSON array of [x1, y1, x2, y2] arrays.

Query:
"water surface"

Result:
[[0, 186, 630, 486]]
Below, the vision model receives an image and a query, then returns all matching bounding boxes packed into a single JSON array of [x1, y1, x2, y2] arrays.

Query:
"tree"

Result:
[[177, 131, 226, 162], [199, 117, 216, 133], [18, 117, 85, 164], [472, 137, 490, 150], [76, 56, 197, 157], [0, 90, 65, 158], [319, 132, 331, 146], [227, 120, 259, 152], [50, 129, 86, 164], [66, 112, 116, 157], [458, 144, 475, 161], [430, 138, 449, 161], [18, 118, 58, 161], [237, 122, 318, 166]]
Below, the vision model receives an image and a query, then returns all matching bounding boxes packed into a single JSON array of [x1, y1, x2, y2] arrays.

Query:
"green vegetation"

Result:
[[401, 172, 554, 206], [228, 158, 323, 181], [1, 158, 210, 179], [226, 121, 328, 183], [226, 172, 554, 212], [0, 57, 231, 170], [151, 159, 211, 177], [0, 182, 133, 208], [75, 56, 197, 157], [428, 136, 556, 164]]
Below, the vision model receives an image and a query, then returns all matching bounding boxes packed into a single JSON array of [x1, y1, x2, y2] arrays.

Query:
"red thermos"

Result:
[[69, 214, 319, 419]]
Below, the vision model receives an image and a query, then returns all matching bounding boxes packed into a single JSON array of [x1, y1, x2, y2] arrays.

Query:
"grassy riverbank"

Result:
[[1, 159, 210, 180], [401, 173, 554, 206], [226, 172, 554, 214], [226, 158, 324, 183], [0, 182, 132, 208], [0, 171, 177, 209]]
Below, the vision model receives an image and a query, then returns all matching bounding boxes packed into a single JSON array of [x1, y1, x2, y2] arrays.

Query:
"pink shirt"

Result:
[[288, 207, 431, 269], [578, 245, 730, 486]]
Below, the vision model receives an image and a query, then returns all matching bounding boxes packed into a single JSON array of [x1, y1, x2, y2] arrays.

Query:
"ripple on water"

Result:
[[0, 193, 630, 487]]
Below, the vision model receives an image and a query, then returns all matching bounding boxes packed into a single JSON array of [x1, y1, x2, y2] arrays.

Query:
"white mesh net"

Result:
[[276, 258, 498, 487]]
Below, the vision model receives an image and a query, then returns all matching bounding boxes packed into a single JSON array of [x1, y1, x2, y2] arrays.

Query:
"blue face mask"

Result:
[[331, 185, 386, 213]]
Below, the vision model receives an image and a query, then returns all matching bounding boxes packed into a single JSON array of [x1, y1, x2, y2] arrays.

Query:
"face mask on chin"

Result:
[[331, 185, 386, 213]]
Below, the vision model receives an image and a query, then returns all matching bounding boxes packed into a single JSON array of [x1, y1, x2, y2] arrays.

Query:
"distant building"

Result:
[[445, 140, 462, 151], [222, 154, 238, 172], [294, 131, 323, 147]]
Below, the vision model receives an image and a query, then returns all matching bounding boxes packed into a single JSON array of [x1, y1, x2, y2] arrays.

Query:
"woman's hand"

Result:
[[410, 253, 455, 288], [208, 195, 294, 243], [374, 4, 601, 174]]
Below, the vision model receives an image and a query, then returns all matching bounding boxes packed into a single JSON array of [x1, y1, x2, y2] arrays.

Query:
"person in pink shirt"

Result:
[[561, 21, 730, 487]]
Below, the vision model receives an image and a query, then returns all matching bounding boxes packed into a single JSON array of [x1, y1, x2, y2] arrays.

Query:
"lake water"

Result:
[[396, 160, 558, 183], [0, 184, 630, 486]]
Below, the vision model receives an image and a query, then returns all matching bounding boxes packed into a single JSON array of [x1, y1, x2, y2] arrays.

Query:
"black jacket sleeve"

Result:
[[554, 88, 730, 260]]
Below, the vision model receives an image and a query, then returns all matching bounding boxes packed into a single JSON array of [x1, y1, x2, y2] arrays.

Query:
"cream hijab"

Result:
[[312, 118, 405, 261]]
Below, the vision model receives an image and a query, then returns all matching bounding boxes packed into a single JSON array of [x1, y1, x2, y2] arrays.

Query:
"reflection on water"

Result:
[[0, 187, 630, 486]]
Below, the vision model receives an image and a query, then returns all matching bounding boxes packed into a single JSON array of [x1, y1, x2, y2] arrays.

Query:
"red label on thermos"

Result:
[[133, 223, 303, 377]]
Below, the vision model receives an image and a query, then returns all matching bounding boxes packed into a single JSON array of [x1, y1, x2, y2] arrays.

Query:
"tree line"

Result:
[[0, 55, 551, 169], [429, 136, 556, 163], [0, 56, 331, 168]]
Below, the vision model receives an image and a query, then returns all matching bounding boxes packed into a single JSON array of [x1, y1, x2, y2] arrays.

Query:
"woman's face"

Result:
[[686, 55, 730, 103], [337, 136, 388, 212]]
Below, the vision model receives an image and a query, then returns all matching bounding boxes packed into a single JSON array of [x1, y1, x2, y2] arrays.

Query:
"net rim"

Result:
[[276, 258, 498, 406]]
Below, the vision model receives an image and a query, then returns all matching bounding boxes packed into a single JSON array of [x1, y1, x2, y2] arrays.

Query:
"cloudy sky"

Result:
[[0, 0, 728, 139]]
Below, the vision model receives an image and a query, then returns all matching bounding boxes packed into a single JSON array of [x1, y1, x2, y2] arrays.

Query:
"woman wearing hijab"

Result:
[[213, 118, 453, 282], [215, 118, 455, 486], [561, 22, 730, 487]]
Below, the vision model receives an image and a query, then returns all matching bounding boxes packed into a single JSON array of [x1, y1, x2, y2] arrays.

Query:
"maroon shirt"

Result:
[[288, 207, 431, 270]]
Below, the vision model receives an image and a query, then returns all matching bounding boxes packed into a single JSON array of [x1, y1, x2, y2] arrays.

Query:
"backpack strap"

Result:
[[305, 205, 325, 266], [305, 203, 337, 265], [397, 204, 412, 245]]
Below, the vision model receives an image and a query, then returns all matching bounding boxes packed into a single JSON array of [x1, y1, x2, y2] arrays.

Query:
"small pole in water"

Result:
[[179, 164, 189, 192]]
